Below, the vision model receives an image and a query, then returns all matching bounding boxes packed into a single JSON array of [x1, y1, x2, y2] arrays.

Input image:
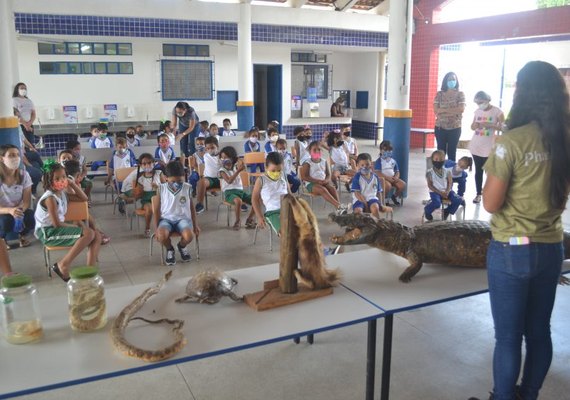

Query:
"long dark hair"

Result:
[[12, 82, 27, 98], [507, 61, 570, 209], [440, 72, 459, 92]]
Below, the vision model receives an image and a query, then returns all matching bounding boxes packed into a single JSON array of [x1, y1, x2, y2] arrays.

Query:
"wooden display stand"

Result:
[[244, 195, 334, 311]]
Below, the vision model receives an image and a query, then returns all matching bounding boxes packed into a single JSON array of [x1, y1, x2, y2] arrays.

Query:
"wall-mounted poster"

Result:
[[307, 87, 318, 103], [103, 104, 118, 122], [63, 105, 78, 124], [291, 95, 302, 111]]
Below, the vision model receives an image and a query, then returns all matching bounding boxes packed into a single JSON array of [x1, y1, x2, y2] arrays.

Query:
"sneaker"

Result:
[[177, 243, 191, 262], [118, 198, 126, 215], [241, 204, 248, 211], [195, 203, 205, 214], [323, 245, 342, 257], [336, 204, 348, 215], [165, 247, 176, 266], [144, 229, 151, 238], [424, 213, 433, 222], [473, 195, 482, 204], [390, 195, 401, 206]]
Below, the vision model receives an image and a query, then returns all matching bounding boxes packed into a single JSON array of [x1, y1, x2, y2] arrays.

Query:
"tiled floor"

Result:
[[9, 141, 570, 400]]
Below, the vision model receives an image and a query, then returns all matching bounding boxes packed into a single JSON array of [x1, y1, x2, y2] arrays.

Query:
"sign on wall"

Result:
[[104, 104, 118, 122], [63, 105, 78, 124], [291, 95, 302, 111]]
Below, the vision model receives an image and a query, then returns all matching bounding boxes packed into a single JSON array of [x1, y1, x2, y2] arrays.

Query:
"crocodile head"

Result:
[[329, 213, 381, 245]]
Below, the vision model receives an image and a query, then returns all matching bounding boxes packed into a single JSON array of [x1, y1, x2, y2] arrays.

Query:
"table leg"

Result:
[[366, 319, 377, 400], [307, 334, 314, 344], [380, 314, 394, 400]]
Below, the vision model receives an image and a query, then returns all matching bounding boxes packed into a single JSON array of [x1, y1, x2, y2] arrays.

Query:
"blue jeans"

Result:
[[188, 171, 200, 192], [452, 171, 467, 197], [25, 165, 42, 195], [487, 240, 563, 400], [0, 209, 35, 238], [179, 123, 199, 157], [424, 191, 461, 217], [158, 218, 193, 233], [287, 173, 301, 193]]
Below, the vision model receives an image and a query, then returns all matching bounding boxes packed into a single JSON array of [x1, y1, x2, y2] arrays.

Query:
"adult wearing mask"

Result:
[[433, 72, 466, 161], [172, 102, 199, 167], [469, 91, 504, 204], [12, 83, 43, 170], [330, 97, 345, 117], [470, 61, 570, 400]]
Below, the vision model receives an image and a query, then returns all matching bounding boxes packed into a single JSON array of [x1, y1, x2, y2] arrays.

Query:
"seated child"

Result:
[[300, 141, 346, 214], [444, 156, 472, 199], [34, 161, 101, 281], [218, 146, 256, 230], [135, 125, 147, 140], [105, 137, 137, 191], [90, 123, 113, 171], [252, 151, 289, 233], [154, 133, 176, 170], [64, 160, 110, 244], [159, 120, 176, 147], [326, 130, 356, 188], [351, 153, 392, 218], [195, 136, 220, 214], [66, 140, 92, 201], [244, 127, 265, 174], [267, 120, 279, 132], [153, 161, 200, 265], [264, 127, 279, 153], [125, 126, 141, 148], [342, 125, 358, 161], [208, 123, 220, 141], [58, 149, 74, 165], [221, 118, 236, 136], [275, 138, 300, 193], [198, 121, 209, 138], [424, 150, 462, 221], [122, 153, 165, 237], [293, 126, 309, 166], [188, 137, 206, 197], [374, 140, 406, 206]]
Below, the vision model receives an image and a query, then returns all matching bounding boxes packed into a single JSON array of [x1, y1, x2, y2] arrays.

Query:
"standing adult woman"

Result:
[[473, 61, 570, 400], [469, 91, 504, 204], [12, 83, 43, 170], [0, 145, 35, 248], [433, 72, 466, 161], [172, 101, 200, 167], [330, 97, 345, 117]]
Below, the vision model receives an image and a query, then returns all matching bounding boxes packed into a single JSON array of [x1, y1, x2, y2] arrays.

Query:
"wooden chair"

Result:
[[244, 152, 265, 183], [216, 171, 250, 226], [43, 201, 89, 277], [112, 167, 137, 213], [149, 196, 200, 265]]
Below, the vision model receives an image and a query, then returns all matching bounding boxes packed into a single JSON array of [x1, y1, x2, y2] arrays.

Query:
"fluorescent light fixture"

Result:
[[198, 0, 239, 3]]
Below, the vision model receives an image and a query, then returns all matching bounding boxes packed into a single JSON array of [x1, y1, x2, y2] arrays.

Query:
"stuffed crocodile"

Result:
[[330, 213, 570, 283]]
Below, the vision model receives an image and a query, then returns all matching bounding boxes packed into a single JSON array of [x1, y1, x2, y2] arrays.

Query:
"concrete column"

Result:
[[237, 0, 254, 131], [0, 0, 20, 148], [384, 0, 413, 197], [376, 51, 387, 144]]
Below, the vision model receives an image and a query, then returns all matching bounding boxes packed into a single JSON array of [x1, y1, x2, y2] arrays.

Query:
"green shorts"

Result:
[[80, 177, 92, 189], [264, 210, 281, 233], [124, 190, 155, 205], [36, 226, 83, 247], [305, 182, 314, 193], [206, 177, 220, 188], [224, 189, 252, 204]]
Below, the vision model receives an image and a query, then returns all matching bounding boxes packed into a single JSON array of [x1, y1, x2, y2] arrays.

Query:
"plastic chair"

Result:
[[43, 201, 89, 277], [112, 167, 137, 215], [216, 171, 250, 226], [244, 152, 265, 183]]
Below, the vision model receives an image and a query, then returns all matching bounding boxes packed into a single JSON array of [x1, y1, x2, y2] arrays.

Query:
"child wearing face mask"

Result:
[[154, 161, 200, 266], [158, 121, 176, 147], [122, 153, 165, 237], [300, 141, 347, 214], [252, 151, 289, 233], [66, 140, 93, 205], [208, 123, 220, 141], [264, 127, 279, 153], [154, 134, 176, 170], [125, 127, 141, 148], [293, 126, 309, 166], [135, 125, 147, 140], [275, 138, 300, 193], [342, 125, 358, 161], [90, 123, 114, 171], [0, 144, 35, 248], [326, 130, 356, 189], [221, 118, 236, 137], [352, 153, 392, 218], [198, 121, 210, 138], [188, 137, 206, 198], [374, 140, 406, 206], [424, 150, 462, 221], [244, 128, 265, 174], [444, 156, 472, 199], [219, 146, 257, 230], [34, 160, 101, 281], [195, 136, 221, 214], [105, 137, 137, 190]]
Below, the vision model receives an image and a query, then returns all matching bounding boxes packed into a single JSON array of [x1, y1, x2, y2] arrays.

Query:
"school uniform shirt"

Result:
[[203, 153, 220, 178], [260, 172, 288, 213], [444, 160, 463, 179], [122, 169, 162, 193], [192, 152, 205, 170], [330, 144, 350, 168], [90, 137, 113, 148], [303, 158, 327, 181], [159, 182, 192, 222], [219, 165, 244, 192], [0, 170, 32, 208], [296, 139, 309, 163], [159, 131, 176, 147], [426, 168, 451, 192], [154, 146, 176, 164], [126, 137, 141, 148], [221, 129, 236, 137], [34, 190, 67, 234], [469, 106, 503, 158], [282, 152, 294, 175], [374, 156, 399, 178], [345, 137, 357, 155], [264, 141, 277, 154], [244, 140, 261, 153], [351, 172, 381, 203], [109, 149, 137, 170]]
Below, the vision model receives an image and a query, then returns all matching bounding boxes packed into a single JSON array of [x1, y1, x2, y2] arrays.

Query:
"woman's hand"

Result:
[[10, 208, 24, 218]]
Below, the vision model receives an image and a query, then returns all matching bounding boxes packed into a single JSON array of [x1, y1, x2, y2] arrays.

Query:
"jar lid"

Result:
[[70, 266, 99, 280], [2, 274, 32, 289]]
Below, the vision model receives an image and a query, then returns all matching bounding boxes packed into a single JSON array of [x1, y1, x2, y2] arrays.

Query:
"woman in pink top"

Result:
[[469, 91, 504, 204]]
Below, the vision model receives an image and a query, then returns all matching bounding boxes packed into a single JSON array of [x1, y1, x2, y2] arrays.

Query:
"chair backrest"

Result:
[[240, 171, 250, 189], [65, 201, 89, 222], [81, 148, 114, 163], [132, 146, 159, 158], [114, 166, 137, 183], [243, 152, 265, 165]]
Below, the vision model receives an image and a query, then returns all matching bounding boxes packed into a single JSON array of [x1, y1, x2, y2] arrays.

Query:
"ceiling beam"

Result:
[[334, 0, 360, 12], [371, 0, 389, 15], [288, 0, 309, 8]]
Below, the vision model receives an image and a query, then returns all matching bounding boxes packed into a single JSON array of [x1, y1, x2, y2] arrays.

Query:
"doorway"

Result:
[[254, 64, 282, 131]]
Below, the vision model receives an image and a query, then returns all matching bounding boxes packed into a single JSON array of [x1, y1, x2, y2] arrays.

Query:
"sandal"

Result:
[[100, 232, 111, 245], [19, 236, 31, 248], [232, 221, 241, 231], [144, 229, 151, 238], [245, 219, 256, 229], [51, 263, 70, 282]]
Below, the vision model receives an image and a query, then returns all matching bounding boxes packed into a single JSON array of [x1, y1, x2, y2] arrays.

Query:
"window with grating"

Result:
[[161, 60, 213, 101]]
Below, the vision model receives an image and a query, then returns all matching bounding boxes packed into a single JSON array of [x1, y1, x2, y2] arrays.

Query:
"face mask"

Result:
[[432, 160, 444, 169], [53, 179, 69, 191], [170, 181, 183, 191], [297, 136, 306, 142], [267, 171, 281, 180], [176, 113, 184, 118], [382, 150, 393, 159], [118, 148, 127, 155], [60, 159, 69, 166], [359, 167, 371, 175], [196, 145, 205, 153], [270, 135, 278, 143], [143, 166, 154, 173], [336, 141, 344, 148], [208, 149, 218, 156], [99, 134, 107, 140], [278, 149, 287, 156], [18, 89, 27, 97], [250, 137, 258, 144], [310, 151, 321, 159], [478, 103, 489, 110], [222, 159, 233, 168], [447, 80, 457, 89], [4, 158, 20, 169], [127, 134, 135, 139], [72, 150, 81, 158]]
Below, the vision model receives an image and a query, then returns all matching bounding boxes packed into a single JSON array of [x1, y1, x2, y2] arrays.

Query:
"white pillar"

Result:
[[376, 51, 387, 140], [0, 0, 18, 116], [386, 0, 413, 110], [238, 0, 253, 103]]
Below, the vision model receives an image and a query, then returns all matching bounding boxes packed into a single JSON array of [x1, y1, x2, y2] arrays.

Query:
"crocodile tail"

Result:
[[564, 230, 570, 260]]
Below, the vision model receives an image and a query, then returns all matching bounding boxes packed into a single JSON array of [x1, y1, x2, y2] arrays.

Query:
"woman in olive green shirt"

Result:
[[472, 62, 570, 400]]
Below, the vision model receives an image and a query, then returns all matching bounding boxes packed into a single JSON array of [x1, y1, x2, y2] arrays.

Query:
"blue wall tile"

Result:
[[352, 120, 378, 140]]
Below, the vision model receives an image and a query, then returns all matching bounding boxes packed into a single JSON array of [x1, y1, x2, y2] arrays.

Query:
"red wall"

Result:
[[409, 3, 570, 148]]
